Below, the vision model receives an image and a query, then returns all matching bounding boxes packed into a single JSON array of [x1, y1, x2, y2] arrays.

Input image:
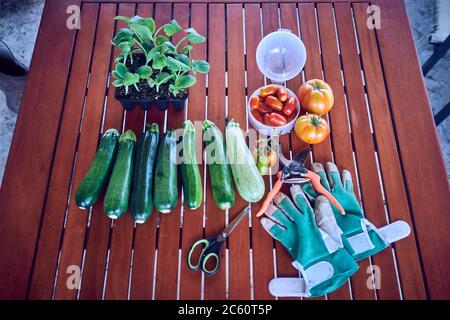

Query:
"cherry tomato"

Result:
[[263, 113, 271, 126], [264, 96, 283, 111], [277, 87, 289, 102], [257, 155, 269, 175], [256, 102, 272, 113], [282, 97, 297, 116], [267, 151, 278, 167], [249, 95, 260, 110], [268, 112, 288, 126], [259, 85, 278, 97], [251, 109, 264, 123]]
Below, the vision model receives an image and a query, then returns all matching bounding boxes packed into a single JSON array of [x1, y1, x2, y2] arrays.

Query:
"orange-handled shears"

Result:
[[256, 147, 345, 217]]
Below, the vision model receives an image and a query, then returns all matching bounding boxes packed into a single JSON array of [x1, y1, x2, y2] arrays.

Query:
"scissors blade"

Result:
[[221, 206, 251, 240]]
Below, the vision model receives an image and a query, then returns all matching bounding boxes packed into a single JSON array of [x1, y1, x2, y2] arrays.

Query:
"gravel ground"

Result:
[[0, 0, 449, 184]]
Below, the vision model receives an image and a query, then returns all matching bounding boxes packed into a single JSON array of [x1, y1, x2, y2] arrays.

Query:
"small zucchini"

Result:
[[154, 130, 178, 213], [226, 119, 265, 203], [181, 120, 202, 210], [130, 123, 159, 223], [75, 128, 119, 209], [202, 119, 235, 210], [104, 130, 136, 219]]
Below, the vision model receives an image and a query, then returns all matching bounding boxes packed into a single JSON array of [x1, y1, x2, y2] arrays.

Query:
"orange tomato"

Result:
[[294, 114, 330, 144], [298, 79, 334, 115], [259, 84, 278, 97], [267, 150, 278, 167], [249, 95, 260, 110]]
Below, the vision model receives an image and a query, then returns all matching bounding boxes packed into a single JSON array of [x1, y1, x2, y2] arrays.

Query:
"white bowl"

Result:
[[256, 29, 307, 83], [247, 85, 300, 136]]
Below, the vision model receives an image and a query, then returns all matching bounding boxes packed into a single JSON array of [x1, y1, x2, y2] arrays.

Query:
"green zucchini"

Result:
[[180, 120, 202, 210], [130, 123, 159, 223], [202, 119, 235, 210], [225, 119, 265, 203], [75, 128, 119, 209], [154, 129, 178, 213], [104, 130, 136, 219]]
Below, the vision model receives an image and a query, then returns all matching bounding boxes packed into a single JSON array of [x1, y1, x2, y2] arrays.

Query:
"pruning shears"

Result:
[[256, 147, 345, 217]]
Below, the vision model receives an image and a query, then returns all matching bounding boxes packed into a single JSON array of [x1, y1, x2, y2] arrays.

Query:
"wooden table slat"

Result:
[[28, 3, 99, 300], [0, 0, 80, 299], [179, 3, 207, 300], [153, 2, 186, 300], [315, 2, 365, 300], [226, 3, 252, 300], [203, 3, 228, 300], [243, 3, 275, 301], [52, 3, 117, 300], [374, 0, 450, 299], [352, 2, 427, 299], [334, 2, 401, 300]]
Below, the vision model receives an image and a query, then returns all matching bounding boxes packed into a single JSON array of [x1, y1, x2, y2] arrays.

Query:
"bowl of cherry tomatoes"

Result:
[[248, 84, 300, 135]]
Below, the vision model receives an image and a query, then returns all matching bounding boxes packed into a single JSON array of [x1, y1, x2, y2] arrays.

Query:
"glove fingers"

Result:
[[301, 182, 317, 201], [260, 217, 287, 242], [341, 169, 354, 193], [289, 185, 314, 217], [325, 162, 343, 190], [274, 192, 303, 221], [311, 163, 331, 192], [264, 200, 293, 228]]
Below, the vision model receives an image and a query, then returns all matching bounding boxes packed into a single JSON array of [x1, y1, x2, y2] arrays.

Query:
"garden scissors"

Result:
[[256, 146, 345, 217], [187, 206, 250, 275]]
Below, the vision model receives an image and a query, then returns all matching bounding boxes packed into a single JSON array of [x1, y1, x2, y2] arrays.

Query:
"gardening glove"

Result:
[[260, 185, 359, 298], [302, 162, 411, 261]]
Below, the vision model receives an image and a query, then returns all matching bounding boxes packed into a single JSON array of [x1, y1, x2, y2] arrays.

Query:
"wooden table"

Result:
[[0, 0, 449, 300]]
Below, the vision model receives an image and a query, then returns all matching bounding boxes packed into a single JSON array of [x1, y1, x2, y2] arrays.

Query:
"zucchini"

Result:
[[202, 120, 235, 210], [104, 130, 136, 219], [225, 119, 265, 203], [154, 129, 178, 213], [130, 123, 159, 223], [75, 128, 119, 209], [181, 120, 203, 210]]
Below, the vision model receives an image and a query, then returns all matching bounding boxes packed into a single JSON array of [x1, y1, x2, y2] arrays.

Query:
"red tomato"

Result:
[[256, 102, 272, 113], [277, 87, 289, 102], [268, 112, 288, 126], [264, 96, 283, 111], [259, 85, 278, 97], [249, 95, 260, 110], [251, 109, 264, 123], [282, 97, 297, 116]]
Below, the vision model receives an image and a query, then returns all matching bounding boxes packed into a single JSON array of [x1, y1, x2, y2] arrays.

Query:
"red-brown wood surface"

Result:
[[128, 3, 159, 301], [0, 0, 80, 299], [374, 0, 450, 299], [315, 2, 367, 300], [28, 3, 98, 300], [0, 0, 448, 300], [203, 3, 227, 300], [245, 3, 275, 301], [52, 4, 116, 300], [226, 4, 252, 300], [153, 2, 186, 300], [352, 2, 427, 299], [179, 3, 207, 300], [78, 3, 134, 300]]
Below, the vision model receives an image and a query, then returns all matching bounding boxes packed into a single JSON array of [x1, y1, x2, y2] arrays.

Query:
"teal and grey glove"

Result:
[[302, 162, 411, 261], [261, 185, 359, 298]]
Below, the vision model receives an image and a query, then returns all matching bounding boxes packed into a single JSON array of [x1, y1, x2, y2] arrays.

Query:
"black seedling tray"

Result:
[[115, 95, 187, 112]]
